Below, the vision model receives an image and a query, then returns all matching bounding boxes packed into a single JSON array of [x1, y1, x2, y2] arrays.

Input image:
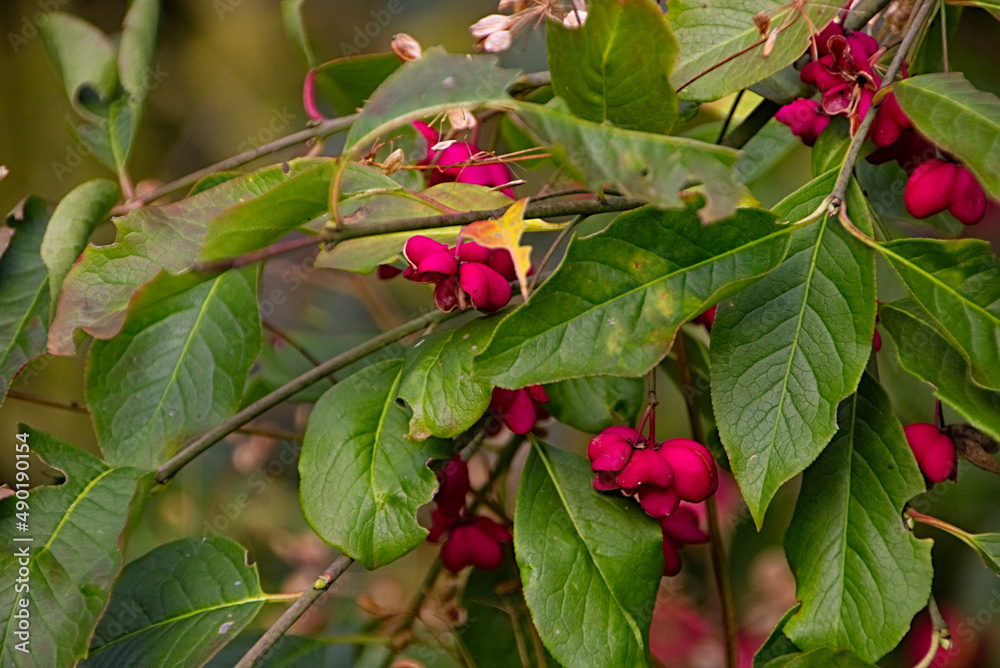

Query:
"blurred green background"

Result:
[[2, 1, 1000, 665]]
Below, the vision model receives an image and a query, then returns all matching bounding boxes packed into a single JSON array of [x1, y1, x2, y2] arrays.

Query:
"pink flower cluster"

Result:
[[414, 121, 516, 198], [402, 235, 518, 312], [588, 427, 719, 575], [489, 385, 549, 435], [903, 422, 957, 485], [776, 22, 988, 225], [428, 456, 512, 572]]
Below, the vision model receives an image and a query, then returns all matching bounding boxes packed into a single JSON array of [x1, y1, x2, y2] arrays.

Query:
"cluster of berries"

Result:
[[488, 385, 549, 435], [776, 22, 987, 225], [401, 235, 518, 313], [903, 422, 958, 485], [428, 456, 512, 572], [588, 426, 719, 575]]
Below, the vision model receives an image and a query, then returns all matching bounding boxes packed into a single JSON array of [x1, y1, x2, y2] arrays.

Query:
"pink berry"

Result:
[[616, 448, 674, 494], [458, 262, 511, 312], [658, 439, 719, 503], [903, 423, 957, 484], [639, 485, 681, 519], [904, 159, 958, 219], [949, 166, 987, 225], [775, 98, 829, 146], [588, 426, 641, 472]]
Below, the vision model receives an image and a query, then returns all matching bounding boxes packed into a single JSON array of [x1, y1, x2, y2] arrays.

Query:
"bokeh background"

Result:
[[2, 1, 1000, 665]]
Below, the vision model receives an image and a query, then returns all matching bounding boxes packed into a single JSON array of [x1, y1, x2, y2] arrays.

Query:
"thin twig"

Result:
[[154, 308, 456, 483], [236, 556, 354, 668], [133, 115, 358, 206], [829, 0, 938, 212], [263, 320, 323, 367], [717, 90, 745, 144], [673, 333, 738, 668], [720, 100, 781, 149], [195, 196, 642, 274]]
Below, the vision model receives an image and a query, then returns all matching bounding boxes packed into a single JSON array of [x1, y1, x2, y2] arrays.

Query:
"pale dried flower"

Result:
[[391, 33, 422, 62], [498, 0, 519, 10], [381, 148, 406, 174], [470, 14, 512, 40], [447, 107, 477, 131], [480, 29, 513, 53], [562, 9, 587, 28]]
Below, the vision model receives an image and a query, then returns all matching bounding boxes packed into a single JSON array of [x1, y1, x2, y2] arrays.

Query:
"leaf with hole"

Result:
[[0, 426, 151, 668], [300, 359, 451, 569], [514, 102, 746, 222]]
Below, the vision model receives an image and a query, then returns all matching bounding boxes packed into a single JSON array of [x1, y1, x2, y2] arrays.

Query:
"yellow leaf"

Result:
[[461, 198, 533, 301]]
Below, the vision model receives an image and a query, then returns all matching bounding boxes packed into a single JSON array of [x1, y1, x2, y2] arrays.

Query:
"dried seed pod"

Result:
[[391, 33, 422, 62]]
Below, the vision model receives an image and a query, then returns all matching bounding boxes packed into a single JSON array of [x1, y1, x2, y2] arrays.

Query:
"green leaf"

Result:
[[48, 158, 329, 355], [760, 647, 875, 668], [461, 557, 554, 668], [280, 0, 320, 66], [877, 237, 1000, 392], [811, 116, 850, 177], [0, 426, 151, 668], [894, 73, 1000, 199], [0, 198, 52, 403], [315, 54, 402, 117], [515, 441, 662, 668], [86, 268, 261, 469], [754, 605, 801, 667], [342, 47, 518, 154], [398, 315, 502, 440], [667, 0, 838, 101], [963, 532, 1000, 576], [546, 0, 678, 134], [711, 172, 876, 526], [515, 102, 745, 222], [881, 300, 1000, 441], [300, 359, 450, 569], [947, 0, 1000, 20], [41, 178, 119, 319], [544, 375, 645, 433], [82, 536, 265, 667], [475, 206, 790, 388], [118, 0, 160, 147], [784, 373, 933, 662], [38, 13, 119, 120], [315, 183, 516, 274]]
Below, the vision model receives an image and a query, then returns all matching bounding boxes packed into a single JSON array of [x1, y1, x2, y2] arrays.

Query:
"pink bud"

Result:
[[486, 248, 519, 282], [490, 387, 536, 434], [659, 439, 718, 503], [616, 449, 674, 494], [588, 425, 640, 472], [662, 538, 682, 576], [694, 305, 717, 330], [949, 166, 987, 225], [903, 423, 957, 484], [870, 94, 910, 148], [660, 507, 710, 545], [525, 384, 548, 404], [376, 264, 403, 280], [873, 328, 882, 352], [434, 456, 470, 519], [434, 277, 460, 313], [458, 262, 511, 311], [456, 241, 493, 264], [593, 470, 620, 491], [441, 517, 510, 571], [904, 159, 958, 219]]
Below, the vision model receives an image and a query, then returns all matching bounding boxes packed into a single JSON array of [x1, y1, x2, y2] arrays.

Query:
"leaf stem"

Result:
[[528, 214, 584, 292], [720, 99, 781, 150], [906, 508, 973, 542], [829, 0, 938, 214], [154, 308, 457, 483], [235, 555, 354, 668], [672, 333, 738, 668]]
